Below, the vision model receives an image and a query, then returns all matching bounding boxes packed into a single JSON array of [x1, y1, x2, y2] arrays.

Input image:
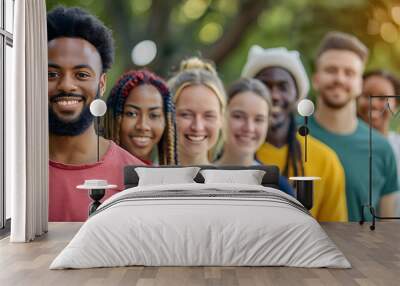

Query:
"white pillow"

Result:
[[200, 169, 266, 185], [135, 167, 200, 186]]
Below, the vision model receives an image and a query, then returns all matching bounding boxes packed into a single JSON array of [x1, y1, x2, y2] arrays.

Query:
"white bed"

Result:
[[50, 182, 351, 269]]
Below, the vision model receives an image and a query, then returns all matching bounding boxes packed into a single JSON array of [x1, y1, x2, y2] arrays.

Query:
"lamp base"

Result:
[[77, 181, 117, 218], [289, 177, 320, 210], [88, 189, 105, 215]]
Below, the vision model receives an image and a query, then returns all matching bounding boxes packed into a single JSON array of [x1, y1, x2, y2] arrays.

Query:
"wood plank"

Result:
[[0, 222, 399, 286]]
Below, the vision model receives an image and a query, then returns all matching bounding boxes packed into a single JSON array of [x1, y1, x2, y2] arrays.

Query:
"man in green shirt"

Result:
[[309, 31, 398, 221]]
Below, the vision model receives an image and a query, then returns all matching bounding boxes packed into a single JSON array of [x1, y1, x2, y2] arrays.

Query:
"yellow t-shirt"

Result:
[[256, 134, 348, 222]]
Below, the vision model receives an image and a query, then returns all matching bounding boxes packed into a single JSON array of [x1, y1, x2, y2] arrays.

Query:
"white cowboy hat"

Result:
[[241, 45, 310, 100]]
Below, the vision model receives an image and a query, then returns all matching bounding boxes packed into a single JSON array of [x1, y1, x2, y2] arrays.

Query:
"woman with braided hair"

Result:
[[169, 57, 226, 165], [105, 69, 177, 165]]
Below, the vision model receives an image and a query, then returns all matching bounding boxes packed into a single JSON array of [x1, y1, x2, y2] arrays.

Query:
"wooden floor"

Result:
[[0, 222, 399, 286]]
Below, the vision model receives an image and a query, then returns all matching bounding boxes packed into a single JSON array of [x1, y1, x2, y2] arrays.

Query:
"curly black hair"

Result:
[[47, 6, 114, 72]]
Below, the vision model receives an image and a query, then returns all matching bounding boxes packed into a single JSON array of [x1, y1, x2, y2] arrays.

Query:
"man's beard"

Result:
[[49, 90, 99, 136], [49, 105, 93, 136], [320, 92, 353, 109], [319, 85, 354, 110]]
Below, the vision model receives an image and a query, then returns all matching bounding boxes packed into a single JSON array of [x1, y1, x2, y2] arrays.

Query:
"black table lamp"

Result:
[[77, 180, 117, 215], [297, 99, 314, 162], [290, 99, 320, 210], [89, 99, 107, 161], [76, 99, 116, 216]]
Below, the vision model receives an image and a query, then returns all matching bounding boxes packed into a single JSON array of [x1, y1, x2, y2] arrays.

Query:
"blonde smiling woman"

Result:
[[169, 57, 226, 165]]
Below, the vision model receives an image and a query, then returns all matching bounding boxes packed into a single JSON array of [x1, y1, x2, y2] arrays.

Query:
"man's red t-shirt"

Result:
[[49, 141, 146, 222]]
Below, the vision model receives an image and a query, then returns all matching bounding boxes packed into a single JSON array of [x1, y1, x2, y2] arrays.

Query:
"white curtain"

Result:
[[7, 0, 48, 242]]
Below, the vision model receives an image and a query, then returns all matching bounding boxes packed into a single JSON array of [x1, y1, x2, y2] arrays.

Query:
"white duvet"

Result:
[[50, 183, 351, 269]]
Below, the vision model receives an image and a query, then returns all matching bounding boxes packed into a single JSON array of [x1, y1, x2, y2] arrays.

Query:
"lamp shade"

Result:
[[297, 99, 314, 117], [90, 99, 107, 117], [131, 40, 157, 66]]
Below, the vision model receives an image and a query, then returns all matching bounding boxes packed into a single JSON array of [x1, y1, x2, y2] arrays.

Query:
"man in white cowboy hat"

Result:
[[242, 45, 348, 222], [309, 31, 398, 221]]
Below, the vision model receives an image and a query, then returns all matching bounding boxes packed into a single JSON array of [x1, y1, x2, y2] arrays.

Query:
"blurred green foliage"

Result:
[[46, 0, 400, 129]]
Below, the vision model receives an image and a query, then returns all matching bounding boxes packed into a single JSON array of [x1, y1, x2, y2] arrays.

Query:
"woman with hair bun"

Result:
[[105, 69, 177, 165], [169, 57, 226, 165]]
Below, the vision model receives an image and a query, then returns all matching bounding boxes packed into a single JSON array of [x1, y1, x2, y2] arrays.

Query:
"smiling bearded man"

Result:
[[309, 31, 398, 221], [47, 6, 144, 222]]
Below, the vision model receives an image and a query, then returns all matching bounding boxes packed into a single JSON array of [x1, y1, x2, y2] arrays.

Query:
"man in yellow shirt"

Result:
[[241, 46, 348, 221]]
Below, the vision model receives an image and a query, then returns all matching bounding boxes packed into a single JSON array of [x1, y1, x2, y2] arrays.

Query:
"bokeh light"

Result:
[[131, 40, 157, 66], [130, 0, 152, 15], [391, 6, 400, 25], [214, 0, 238, 16], [198, 22, 223, 44], [373, 7, 389, 22], [182, 0, 210, 20], [380, 22, 398, 43]]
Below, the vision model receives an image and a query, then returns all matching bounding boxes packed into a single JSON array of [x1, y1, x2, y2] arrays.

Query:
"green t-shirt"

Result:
[[307, 116, 398, 221]]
